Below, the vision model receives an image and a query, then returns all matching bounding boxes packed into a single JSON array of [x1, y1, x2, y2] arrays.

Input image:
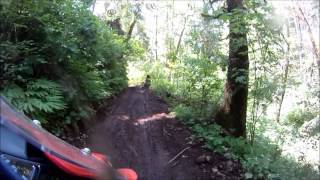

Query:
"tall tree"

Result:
[[215, 0, 248, 138], [126, 17, 136, 41], [174, 16, 189, 59], [296, 7, 320, 102], [275, 20, 291, 122]]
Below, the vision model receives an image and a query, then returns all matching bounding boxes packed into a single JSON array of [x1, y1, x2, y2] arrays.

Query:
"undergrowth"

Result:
[[140, 59, 319, 180], [171, 104, 319, 180]]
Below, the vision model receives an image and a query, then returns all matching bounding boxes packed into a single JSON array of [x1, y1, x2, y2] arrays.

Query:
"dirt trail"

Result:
[[88, 87, 242, 180]]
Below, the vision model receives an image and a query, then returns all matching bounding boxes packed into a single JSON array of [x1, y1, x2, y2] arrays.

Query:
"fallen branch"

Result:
[[170, 160, 180, 167], [167, 147, 191, 165], [163, 128, 171, 137]]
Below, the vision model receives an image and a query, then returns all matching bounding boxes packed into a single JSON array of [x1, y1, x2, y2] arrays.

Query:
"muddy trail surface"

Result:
[[87, 87, 243, 180]]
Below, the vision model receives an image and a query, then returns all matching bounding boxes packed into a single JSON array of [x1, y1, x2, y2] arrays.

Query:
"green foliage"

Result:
[[175, 111, 319, 180], [144, 61, 174, 97], [126, 39, 146, 61], [138, 1, 319, 179], [1, 79, 65, 123], [285, 108, 317, 127], [127, 61, 146, 86], [0, 0, 131, 131], [145, 55, 223, 117], [172, 104, 197, 122]]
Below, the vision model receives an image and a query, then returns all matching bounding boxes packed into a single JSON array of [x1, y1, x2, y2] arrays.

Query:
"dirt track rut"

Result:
[[88, 87, 242, 180]]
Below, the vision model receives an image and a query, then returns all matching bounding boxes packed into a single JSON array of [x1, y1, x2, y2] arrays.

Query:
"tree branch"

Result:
[[201, 12, 225, 19], [126, 17, 137, 42], [167, 147, 191, 165]]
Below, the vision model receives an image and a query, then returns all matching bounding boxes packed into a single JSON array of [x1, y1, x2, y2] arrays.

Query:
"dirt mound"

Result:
[[87, 87, 243, 180]]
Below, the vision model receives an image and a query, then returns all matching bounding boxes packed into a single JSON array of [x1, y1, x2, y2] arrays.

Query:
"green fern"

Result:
[[1, 79, 66, 116]]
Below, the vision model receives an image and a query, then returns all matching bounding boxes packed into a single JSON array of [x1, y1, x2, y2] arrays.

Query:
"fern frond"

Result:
[[1, 79, 66, 117]]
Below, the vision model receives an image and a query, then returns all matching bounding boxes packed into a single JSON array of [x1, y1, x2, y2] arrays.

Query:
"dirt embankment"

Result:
[[87, 87, 243, 180]]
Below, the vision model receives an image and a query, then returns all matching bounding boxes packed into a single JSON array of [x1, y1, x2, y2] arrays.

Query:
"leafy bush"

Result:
[[144, 55, 223, 117], [172, 104, 198, 122], [144, 61, 174, 97], [1, 80, 65, 119], [285, 108, 317, 127], [168, 99, 319, 180], [177, 114, 319, 180], [0, 0, 130, 132], [182, 118, 319, 180]]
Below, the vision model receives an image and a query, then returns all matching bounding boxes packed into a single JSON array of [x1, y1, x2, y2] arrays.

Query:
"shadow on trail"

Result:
[[87, 87, 242, 180]]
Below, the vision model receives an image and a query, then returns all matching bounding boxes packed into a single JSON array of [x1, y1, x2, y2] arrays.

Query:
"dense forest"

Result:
[[0, 0, 319, 179], [0, 0, 143, 134]]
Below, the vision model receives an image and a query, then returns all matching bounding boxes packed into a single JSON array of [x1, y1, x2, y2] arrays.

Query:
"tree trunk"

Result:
[[214, 0, 248, 138], [174, 17, 188, 58], [296, 7, 320, 101], [126, 17, 136, 41], [276, 21, 290, 122]]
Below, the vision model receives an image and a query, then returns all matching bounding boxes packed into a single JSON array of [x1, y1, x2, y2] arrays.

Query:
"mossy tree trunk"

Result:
[[214, 0, 248, 138]]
